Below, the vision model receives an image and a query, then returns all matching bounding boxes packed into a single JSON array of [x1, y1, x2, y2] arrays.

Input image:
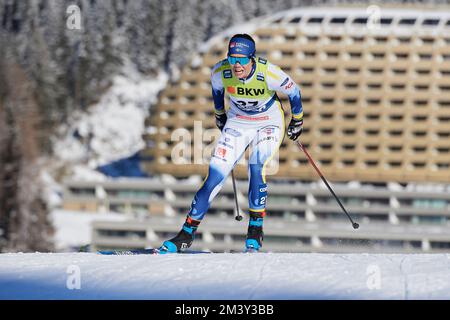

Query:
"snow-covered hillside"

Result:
[[51, 62, 168, 179], [0, 253, 449, 300]]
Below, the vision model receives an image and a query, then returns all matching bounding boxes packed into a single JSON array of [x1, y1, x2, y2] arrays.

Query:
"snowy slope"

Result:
[[0, 253, 449, 300]]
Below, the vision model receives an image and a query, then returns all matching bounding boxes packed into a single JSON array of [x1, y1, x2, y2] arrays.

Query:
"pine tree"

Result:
[[0, 42, 53, 253]]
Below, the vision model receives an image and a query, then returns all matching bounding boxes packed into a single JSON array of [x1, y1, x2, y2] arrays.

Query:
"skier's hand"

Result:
[[287, 117, 303, 141], [215, 112, 227, 131]]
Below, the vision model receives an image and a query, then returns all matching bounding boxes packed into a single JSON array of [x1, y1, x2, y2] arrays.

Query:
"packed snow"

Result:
[[0, 252, 449, 300]]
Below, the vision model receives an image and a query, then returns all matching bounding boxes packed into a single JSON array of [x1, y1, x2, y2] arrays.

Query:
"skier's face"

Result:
[[229, 54, 253, 79]]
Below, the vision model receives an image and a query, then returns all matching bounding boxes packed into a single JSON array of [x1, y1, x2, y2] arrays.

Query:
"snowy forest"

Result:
[[0, 0, 447, 252]]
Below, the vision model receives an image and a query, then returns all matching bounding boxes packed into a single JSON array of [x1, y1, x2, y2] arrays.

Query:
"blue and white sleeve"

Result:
[[266, 63, 303, 120], [211, 63, 225, 115]]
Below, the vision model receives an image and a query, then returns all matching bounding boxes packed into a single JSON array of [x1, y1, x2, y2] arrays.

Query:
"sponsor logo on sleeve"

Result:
[[224, 127, 242, 137], [216, 147, 227, 158], [258, 57, 267, 64], [257, 72, 265, 82], [223, 70, 232, 78], [285, 81, 294, 90], [280, 77, 289, 87]]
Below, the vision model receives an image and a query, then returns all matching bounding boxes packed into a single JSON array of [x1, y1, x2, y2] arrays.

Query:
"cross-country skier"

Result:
[[159, 33, 303, 253]]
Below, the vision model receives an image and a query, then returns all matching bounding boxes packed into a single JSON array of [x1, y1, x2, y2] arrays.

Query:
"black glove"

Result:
[[215, 112, 227, 131], [287, 118, 303, 141]]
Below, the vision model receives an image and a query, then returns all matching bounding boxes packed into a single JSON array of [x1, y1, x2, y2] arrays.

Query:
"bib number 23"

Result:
[[236, 100, 262, 111]]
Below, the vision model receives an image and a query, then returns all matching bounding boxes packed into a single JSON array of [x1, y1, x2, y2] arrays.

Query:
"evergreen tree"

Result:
[[0, 43, 53, 253]]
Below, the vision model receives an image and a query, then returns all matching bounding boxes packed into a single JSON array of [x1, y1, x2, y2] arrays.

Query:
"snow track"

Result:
[[0, 253, 449, 300]]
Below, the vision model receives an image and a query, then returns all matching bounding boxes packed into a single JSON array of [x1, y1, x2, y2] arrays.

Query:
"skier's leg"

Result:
[[246, 107, 285, 251], [160, 120, 256, 253]]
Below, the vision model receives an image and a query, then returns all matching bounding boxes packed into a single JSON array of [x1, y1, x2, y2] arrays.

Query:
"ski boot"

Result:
[[245, 211, 265, 252], [159, 216, 200, 254]]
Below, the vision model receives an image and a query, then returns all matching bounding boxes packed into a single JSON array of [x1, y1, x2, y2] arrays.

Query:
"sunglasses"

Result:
[[227, 56, 251, 65]]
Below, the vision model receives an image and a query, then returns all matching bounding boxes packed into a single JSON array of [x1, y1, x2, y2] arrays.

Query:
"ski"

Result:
[[97, 248, 211, 255]]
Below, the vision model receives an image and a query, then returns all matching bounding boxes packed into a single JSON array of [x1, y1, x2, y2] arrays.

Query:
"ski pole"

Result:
[[295, 141, 359, 229], [231, 170, 243, 221]]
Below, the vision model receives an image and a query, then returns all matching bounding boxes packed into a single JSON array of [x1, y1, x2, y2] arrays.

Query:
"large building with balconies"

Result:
[[63, 5, 450, 253]]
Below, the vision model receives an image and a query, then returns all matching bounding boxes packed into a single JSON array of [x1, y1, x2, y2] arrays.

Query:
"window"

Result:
[[438, 100, 450, 107], [365, 160, 379, 167], [399, 18, 416, 25], [342, 113, 357, 120], [319, 143, 333, 150], [319, 159, 332, 165], [390, 99, 404, 106], [414, 84, 429, 90], [437, 163, 450, 169], [436, 147, 450, 153], [289, 17, 302, 23], [344, 83, 358, 89], [282, 51, 294, 57], [375, 37, 388, 43], [416, 69, 431, 75], [390, 114, 403, 121], [388, 161, 402, 168], [323, 67, 337, 74], [365, 129, 379, 136], [369, 68, 383, 75], [258, 34, 272, 40], [329, 36, 342, 42], [302, 67, 315, 73], [365, 145, 379, 151], [319, 128, 334, 135], [319, 112, 334, 119], [421, 37, 434, 44], [437, 131, 450, 138], [398, 37, 411, 43], [412, 131, 427, 137], [353, 17, 368, 24], [284, 35, 296, 41], [341, 160, 355, 166], [389, 130, 403, 137], [412, 162, 426, 168], [371, 53, 385, 59], [343, 98, 358, 105], [342, 128, 357, 135], [414, 100, 428, 107], [418, 53, 433, 60], [326, 51, 339, 58], [413, 115, 427, 121], [392, 69, 407, 75], [321, 97, 335, 104], [412, 146, 426, 152], [330, 17, 346, 24], [438, 116, 450, 122], [395, 53, 409, 59], [422, 19, 440, 26], [367, 98, 381, 105], [346, 68, 360, 74], [366, 114, 380, 120], [349, 52, 362, 58], [342, 144, 356, 151], [380, 18, 393, 25], [308, 17, 324, 24], [321, 82, 335, 88], [389, 145, 403, 152], [391, 83, 405, 90]]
